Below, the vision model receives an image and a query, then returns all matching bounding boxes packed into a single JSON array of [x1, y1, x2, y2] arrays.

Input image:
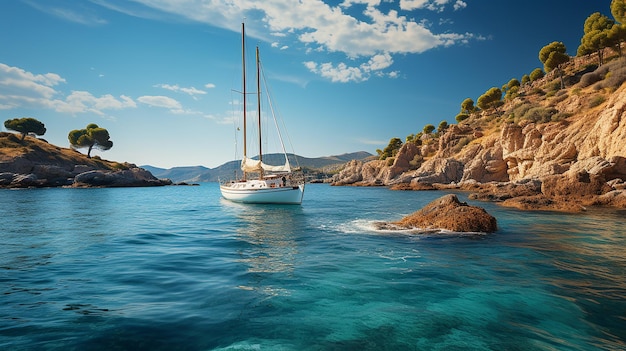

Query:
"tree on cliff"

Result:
[[529, 68, 545, 82], [577, 13, 616, 66], [4, 117, 46, 141], [377, 137, 402, 160], [613, 0, 626, 22], [610, 0, 626, 56], [540, 41, 570, 89], [456, 98, 475, 123], [477, 87, 502, 111], [460, 98, 476, 114], [437, 120, 448, 134], [423, 124, 435, 134], [68, 123, 113, 158], [503, 78, 521, 101]]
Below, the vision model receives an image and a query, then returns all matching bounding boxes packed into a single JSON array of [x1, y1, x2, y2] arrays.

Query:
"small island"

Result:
[[0, 121, 170, 188]]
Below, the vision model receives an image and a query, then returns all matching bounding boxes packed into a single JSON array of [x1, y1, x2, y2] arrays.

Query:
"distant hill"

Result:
[[142, 151, 374, 183]]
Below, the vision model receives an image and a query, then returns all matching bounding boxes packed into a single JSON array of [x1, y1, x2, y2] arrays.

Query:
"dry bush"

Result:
[[580, 71, 602, 87]]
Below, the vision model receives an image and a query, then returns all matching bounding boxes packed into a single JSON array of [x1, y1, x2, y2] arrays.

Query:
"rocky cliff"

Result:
[[332, 57, 626, 211], [0, 132, 171, 188]]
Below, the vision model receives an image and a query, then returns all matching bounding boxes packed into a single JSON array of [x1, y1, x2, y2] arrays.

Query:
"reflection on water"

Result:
[[507, 209, 626, 302], [230, 203, 303, 275]]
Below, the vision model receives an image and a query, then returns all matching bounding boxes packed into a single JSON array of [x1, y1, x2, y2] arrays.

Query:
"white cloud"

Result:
[[400, 0, 458, 12], [399, 0, 430, 11], [97, 0, 476, 83], [24, 0, 108, 25], [137, 95, 182, 110], [0, 63, 65, 100], [304, 52, 393, 83], [56, 91, 136, 115], [454, 1, 467, 11], [0, 63, 136, 115], [154, 83, 208, 97]]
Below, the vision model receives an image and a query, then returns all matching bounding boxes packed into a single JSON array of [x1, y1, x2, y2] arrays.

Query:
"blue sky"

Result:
[[0, 0, 614, 168]]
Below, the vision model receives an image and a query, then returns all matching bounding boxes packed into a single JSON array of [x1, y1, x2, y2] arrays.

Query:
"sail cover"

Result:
[[241, 156, 291, 173]]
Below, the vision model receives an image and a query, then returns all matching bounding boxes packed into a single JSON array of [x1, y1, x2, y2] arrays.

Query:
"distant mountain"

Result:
[[142, 151, 373, 183]]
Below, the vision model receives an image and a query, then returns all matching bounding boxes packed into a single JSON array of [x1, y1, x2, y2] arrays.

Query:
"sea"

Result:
[[1, 183, 625, 351]]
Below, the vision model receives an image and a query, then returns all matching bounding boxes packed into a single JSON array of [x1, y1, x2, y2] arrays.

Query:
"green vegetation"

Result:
[[477, 87, 502, 111], [68, 123, 114, 158], [377, 137, 403, 160], [539, 41, 570, 89], [423, 124, 435, 134], [529, 68, 545, 82], [4, 117, 46, 141], [437, 120, 448, 134], [578, 12, 620, 66], [391, 0, 625, 161], [503, 78, 521, 101], [460, 98, 476, 114], [455, 113, 469, 123], [589, 95, 606, 107]]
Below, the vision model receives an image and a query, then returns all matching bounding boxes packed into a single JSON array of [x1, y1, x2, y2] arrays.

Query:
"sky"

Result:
[[0, 0, 615, 169]]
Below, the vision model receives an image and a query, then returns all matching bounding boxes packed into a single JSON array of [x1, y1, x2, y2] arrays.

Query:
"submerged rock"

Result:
[[381, 194, 497, 233]]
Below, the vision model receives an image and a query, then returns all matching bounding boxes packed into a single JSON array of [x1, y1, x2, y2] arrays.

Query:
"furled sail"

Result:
[[241, 156, 291, 173]]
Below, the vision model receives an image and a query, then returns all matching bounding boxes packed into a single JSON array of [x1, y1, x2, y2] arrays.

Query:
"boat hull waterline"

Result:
[[220, 183, 305, 204]]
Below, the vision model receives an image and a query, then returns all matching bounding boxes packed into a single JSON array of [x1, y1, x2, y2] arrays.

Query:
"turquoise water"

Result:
[[1, 183, 625, 350]]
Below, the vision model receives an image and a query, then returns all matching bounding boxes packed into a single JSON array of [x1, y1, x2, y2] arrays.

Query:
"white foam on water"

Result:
[[332, 218, 488, 238]]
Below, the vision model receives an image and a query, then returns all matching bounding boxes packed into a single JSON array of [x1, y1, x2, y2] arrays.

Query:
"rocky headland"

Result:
[[0, 132, 171, 188], [331, 56, 626, 212]]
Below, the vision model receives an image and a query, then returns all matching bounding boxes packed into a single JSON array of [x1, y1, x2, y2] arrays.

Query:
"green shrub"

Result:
[[455, 113, 469, 123], [511, 102, 534, 120], [452, 136, 471, 154], [409, 155, 423, 169], [589, 95, 605, 108], [519, 106, 557, 123], [552, 91, 568, 103], [530, 87, 545, 96]]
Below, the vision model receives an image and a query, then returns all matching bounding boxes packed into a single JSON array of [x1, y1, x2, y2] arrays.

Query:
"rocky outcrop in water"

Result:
[[375, 194, 497, 233]]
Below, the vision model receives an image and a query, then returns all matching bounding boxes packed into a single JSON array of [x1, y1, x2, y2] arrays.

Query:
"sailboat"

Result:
[[219, 23, 305, 204]]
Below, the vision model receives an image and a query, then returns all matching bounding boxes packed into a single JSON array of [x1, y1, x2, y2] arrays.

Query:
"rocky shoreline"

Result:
[[0, 132, 171, 188], [329, 73, 626, 212]]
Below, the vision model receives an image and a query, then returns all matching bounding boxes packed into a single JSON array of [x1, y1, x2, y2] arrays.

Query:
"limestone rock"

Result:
[[541, 171, 612, 199], [466, 179, 542, 202], [73, 168, 172, 187], [385, 194, 497, 233], [331, 160, 364, 185], [386, 142, 420, 180], [410, 158, 464, 184]]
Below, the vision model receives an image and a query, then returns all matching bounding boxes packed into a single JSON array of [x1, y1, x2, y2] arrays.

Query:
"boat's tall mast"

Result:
[[256, 46, 264, 179], [241, 22, 248, 181]]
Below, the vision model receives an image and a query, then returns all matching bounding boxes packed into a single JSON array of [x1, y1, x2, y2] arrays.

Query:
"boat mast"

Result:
[[256, 46, 264, 179], [241, 22, 248, 181]]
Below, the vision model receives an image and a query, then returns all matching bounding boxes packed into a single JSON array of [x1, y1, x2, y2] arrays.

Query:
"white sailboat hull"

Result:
[[220, 182, 305, 204]]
